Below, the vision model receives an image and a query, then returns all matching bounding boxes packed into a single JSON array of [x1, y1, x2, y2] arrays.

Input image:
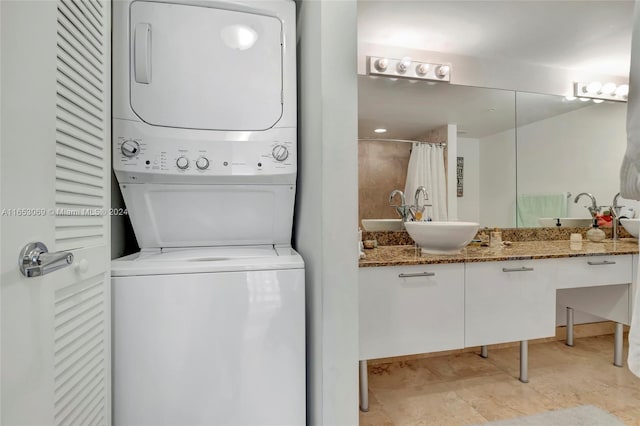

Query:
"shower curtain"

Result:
[[404, 143, 448, 221]]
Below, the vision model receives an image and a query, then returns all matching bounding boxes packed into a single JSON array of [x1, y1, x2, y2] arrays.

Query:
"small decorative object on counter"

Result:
[[363, 240, 377, 250], [586, 220, 606, 242], [490, 228, 502, 248]]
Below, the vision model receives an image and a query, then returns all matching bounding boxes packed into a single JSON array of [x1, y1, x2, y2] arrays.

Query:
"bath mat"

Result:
[[470, 405, 623, 426]]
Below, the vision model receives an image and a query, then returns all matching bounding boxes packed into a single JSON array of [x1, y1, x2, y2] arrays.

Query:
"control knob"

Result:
[[176, 156, 190, 170], [121, 140, 140, 158], [196, 157, 210, 170], [272, 145, 289, 162]]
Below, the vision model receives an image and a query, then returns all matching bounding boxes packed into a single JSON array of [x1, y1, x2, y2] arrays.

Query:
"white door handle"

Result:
[[134, 23, 152, 84]]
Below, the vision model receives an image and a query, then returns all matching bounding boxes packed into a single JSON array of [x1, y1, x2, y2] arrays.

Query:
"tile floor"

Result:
[[359, 334, 640, 425]]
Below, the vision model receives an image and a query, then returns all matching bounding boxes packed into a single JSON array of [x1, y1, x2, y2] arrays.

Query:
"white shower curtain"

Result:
[[404, 143, 448, 221]]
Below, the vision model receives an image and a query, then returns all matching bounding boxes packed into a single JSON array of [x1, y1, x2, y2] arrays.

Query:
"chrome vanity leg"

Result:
[[480, 345, 488, 358], [519, 340, 529, 383], [566, 307, 575, 347], [359, 360, 369, 412], [614, 322, 624, 368]]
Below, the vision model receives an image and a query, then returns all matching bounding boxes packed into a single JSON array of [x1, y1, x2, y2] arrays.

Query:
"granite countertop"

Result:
[[359, 239, 639, 267]]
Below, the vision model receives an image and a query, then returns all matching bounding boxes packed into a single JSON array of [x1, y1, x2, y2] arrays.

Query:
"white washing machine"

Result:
[[111, 247, 305, 426], [110, 1, 303, 424]]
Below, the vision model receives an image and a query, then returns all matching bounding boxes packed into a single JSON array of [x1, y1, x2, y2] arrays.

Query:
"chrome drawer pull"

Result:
[[587, 260, 616, 266], [502, 267, 534, 272], [398, 272, 436, 278]]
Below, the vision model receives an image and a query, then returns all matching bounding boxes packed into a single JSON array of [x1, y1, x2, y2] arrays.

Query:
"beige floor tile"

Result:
[[375, 389, 487, 426], [359, 335, 640, 426], [359, 392, 396, 426], [367, 360, 443, 392]]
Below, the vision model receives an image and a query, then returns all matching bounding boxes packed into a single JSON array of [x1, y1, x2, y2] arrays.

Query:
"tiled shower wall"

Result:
[[358, 140, 411, 225]]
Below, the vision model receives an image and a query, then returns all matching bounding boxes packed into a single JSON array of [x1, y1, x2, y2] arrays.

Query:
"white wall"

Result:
[[456, 137, 480, 223], [295, 2, 359, 425], [479, 129, 517, 228], [517, 102, 638, 218]]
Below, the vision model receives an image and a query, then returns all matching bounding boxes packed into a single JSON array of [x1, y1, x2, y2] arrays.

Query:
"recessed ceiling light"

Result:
[[565, 96, 576, 101], [374, 128, 387, 134]]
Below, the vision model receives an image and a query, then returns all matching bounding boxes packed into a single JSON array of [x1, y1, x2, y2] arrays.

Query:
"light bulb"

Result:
[[592, 99, 604, 104], [601, 82, 617, 95], [397, 57, 411, 73], [374, 128, 387, 134], [416, 63, 429, 76], [375, 58, 388, 71], [579, 97, 590, 102], [585, 81, 602, 94], [615, 84, 629, 97], [565, 95, 577, 101], [436, 65, 450, 78]]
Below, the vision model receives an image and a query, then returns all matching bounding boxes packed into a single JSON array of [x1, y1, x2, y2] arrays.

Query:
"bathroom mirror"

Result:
[[358, 75, 516, 227], [515, 92, 631, 227], [358, 77, 633, 229]]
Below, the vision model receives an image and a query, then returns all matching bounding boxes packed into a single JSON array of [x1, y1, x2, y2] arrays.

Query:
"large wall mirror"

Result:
[[358, 76, 634, 229]]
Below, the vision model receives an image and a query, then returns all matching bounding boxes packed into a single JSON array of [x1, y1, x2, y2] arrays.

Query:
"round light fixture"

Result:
[[564, 95, 577, 101], [601, 82, 617, 95], [374, 128, 387, 134], [374, 58, 388, 72], [579, 97, 590, 102], [397, 57, 412, 73], [585, 81, 602, 94], [436, 65, 450, 78], [592, 99, 605, 104], [615, 84, 629, 98], [416, 63, 429, 76]]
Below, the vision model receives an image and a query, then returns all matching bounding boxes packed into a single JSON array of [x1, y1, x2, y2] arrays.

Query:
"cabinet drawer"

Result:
[[553, 255, 632, 290], [465, 260, 556, 347], [359, 263, 464, 360]]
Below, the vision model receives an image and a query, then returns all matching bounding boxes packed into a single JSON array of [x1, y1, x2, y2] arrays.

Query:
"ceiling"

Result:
[[357, 1, 633, 140], [358, 76, 595, 140]]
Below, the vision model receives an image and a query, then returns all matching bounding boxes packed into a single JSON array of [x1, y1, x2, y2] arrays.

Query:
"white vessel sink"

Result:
[[404, 221, 480, 255], [620, 218, 640, 238], [361, 219, 404, 232], [538, 218, 593, 227]]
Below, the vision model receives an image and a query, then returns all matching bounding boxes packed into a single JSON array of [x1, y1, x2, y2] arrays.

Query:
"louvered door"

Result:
[[1, 1, 111, 425]]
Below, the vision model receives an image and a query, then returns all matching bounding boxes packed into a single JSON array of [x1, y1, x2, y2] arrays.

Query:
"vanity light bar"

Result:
[[573, 82, 629, 103], [368, 56, 451, 83]]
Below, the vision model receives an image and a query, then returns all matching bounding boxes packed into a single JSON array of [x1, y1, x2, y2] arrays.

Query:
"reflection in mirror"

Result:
[[358, 75, 516, 229], [515, 92, 637, 228]]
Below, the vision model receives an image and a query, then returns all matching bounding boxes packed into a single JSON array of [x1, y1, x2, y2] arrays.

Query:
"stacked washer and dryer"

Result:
[[110, 1, 304, 425]]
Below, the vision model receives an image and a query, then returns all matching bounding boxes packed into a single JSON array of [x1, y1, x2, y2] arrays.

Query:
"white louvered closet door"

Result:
[[1, 1, 111, 425]]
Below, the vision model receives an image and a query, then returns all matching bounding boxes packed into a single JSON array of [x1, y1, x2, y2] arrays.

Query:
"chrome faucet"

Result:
[[611, 192, 624, 240], [574, 192, 600, 218], [389, 189, 410, 221], [411, 186, 431, 221]]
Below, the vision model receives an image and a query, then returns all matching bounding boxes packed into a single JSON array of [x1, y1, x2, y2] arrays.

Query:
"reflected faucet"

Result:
[[611, 192, 624, 240], [574, 192, 600, 218], [412, 186, 432, 221], [389, 189, 410, 222]]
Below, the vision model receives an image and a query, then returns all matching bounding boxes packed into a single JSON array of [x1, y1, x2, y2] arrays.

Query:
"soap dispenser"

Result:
[[586, 219, 606, 242]]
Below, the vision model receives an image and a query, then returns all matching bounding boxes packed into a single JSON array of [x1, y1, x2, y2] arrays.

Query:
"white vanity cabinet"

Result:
[[465, 260, 556, 347], [359, 263, 465, 360]]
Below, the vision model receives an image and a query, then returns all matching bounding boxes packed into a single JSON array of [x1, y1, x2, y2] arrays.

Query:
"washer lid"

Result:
[[111, 246, 304, 276], [129, 1, 283, 131]]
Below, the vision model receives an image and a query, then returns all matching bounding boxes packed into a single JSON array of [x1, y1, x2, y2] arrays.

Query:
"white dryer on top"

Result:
[[111, 0, 297, 249]]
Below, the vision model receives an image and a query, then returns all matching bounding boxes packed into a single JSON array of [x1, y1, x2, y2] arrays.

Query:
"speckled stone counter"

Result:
[[359, 239, 639, 267]]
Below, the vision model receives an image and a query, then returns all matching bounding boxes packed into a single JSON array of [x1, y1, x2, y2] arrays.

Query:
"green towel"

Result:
[[517, 193, 568, 227]]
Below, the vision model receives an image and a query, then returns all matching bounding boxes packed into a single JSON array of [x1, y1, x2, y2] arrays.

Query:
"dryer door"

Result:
[[129, 1, 283, 131]]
